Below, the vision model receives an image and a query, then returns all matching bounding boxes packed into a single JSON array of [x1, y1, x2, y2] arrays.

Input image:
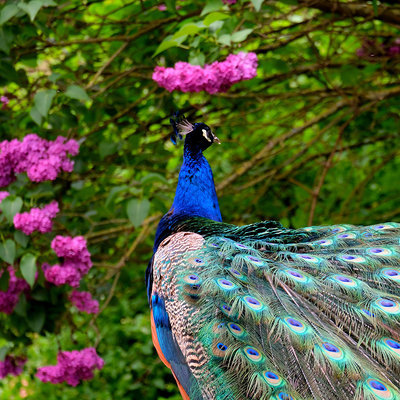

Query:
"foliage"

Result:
[[0, 0, 399, 398]]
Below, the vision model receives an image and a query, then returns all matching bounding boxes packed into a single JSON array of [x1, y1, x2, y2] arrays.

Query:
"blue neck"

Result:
[[171, 142, 222, 222], [153, 141, 222, 252]]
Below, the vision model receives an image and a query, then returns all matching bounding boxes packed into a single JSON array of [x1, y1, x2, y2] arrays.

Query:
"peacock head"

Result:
[[170, 114, 220, 152]]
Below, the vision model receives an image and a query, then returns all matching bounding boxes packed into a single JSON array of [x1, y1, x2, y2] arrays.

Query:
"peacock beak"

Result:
[[212, 134, 221, 144]]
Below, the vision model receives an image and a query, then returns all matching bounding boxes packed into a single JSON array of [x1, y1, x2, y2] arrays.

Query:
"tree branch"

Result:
[[297, 0, 400, 26]]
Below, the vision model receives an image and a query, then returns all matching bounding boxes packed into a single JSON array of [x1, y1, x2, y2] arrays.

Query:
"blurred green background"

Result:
[[0, 0, 399, 398]]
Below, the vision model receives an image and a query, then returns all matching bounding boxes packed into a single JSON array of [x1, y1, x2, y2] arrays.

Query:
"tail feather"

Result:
[[152, 222, 400, 399]]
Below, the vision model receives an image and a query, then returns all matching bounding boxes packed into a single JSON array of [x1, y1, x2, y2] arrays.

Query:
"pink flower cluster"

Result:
[[0, 267, 29, 314], [13, 201, 59, 235], [222, 0, 236, 4], [0, 134, 79, 188], [152, 52, 258, 94], [43, 236, 92, 287], [68, 290, 99, 314], [0, 355, 26, 379], [36, 347, 104, 386]]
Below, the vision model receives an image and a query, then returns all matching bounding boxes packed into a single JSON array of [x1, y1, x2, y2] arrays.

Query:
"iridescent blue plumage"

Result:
[[148, 117, 400, 400]]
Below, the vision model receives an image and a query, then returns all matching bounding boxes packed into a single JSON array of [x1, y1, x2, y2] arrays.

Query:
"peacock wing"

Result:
[[152, 222, 400, 400]]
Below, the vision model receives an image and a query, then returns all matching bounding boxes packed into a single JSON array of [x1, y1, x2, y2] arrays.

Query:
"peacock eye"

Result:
[[202, 129, 212, 142]]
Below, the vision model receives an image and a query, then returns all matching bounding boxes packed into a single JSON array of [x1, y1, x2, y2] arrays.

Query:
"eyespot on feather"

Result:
[[380, 337, 400, 357], [261, 371, 285, 388], [320, 341, 345, 362], [332, 274, 358, 288], [242, 345, 264, 363], [216, 278, 238, 291], [338, 254, 366, 263], [374, 298, 400, 315], [367, 247, 394, 256], [212, 340, 229, 358], [364, 378, 395, 400], [227, 322, 246, 338], [242, 295, 264, 311], [283, 317, 309, 335], [187, 257, 205, 266], [381, 268, 400, 281]]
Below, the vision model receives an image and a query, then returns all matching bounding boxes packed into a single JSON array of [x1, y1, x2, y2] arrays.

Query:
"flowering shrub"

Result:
[[43, 236, 93, 287], [69, 290, 99, 314], [152, 52, 258, 93], [36, 348, 104, 386], [14, 201, 59, 235], [0, 130, 103, 386], [0, 134, 79, 187]]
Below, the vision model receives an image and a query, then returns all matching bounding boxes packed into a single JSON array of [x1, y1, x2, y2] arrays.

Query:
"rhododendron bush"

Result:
[[1, 0, 400, 399]]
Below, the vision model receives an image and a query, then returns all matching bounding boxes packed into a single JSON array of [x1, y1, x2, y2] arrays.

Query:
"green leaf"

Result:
[[27, 307, 45, 332], [218, 34, 231, 46], [0, 195, 22, 223], [165, 0, 176, 12], [34, 89, 56, 117], [173, 23, 202, 39], [201, 0, 223, 16], [14, 294, 27, 317], [20, 253, 37, 287], [0, 4, 19, 25], [0, 27, 10, 54], [40, 0, 57, 6], [251, 0, 264, 12], [0, 268, 9, 291], [231, 29, 253, 43], [126, 198, 150, 228], [105, 185, 128, 207], [18, 1, 42, 22], [30, 106, 42, 125], [203, 12, 229, 26], [0, 345, 9, 361], [153, 39, 179, 57], [0, 239, 16, 264], [14, 231, 29, 248], [65, 84, 90, 101], [99, 141, 118, 159]]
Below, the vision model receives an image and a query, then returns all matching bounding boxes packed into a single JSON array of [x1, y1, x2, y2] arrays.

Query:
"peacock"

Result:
[[146, 114, 400, 400]]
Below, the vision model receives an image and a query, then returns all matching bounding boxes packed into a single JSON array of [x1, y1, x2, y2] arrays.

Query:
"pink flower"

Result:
[[0, 134, 79, 187], [152, 52, 258, 94], [43, 236, 92, 287], [158, 4, 167, 10], [0, 96, 9, 106], [222, 0, 236, 4], [14, 201, 59, 235], [0, 191, 9, 204], [42, 264, 82, 287], [69, 290, 99, 314], [0, 267, 30, 314], [0, 355, 26, 379], [36, 347, 104, 386]]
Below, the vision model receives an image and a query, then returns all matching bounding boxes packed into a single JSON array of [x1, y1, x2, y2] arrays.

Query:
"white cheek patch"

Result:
[[202, 129, 212, 142]]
